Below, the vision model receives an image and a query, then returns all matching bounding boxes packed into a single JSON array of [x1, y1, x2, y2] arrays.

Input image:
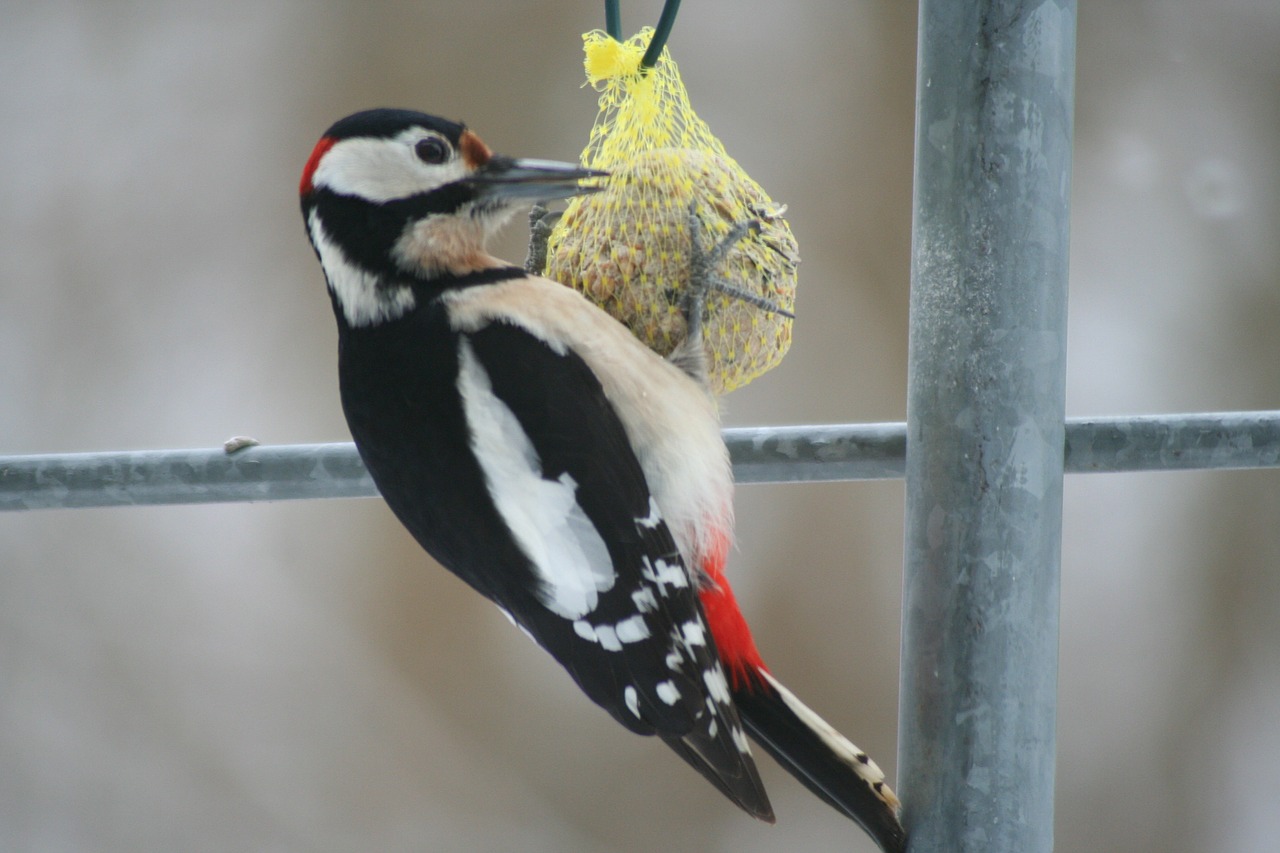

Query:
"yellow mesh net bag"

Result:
[[542, 28, 799, 395]]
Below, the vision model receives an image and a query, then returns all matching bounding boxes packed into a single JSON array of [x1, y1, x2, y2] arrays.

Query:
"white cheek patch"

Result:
[[313, 133, 467, 203], [308, 210, 415, 326], [457, 338, 615, 620]]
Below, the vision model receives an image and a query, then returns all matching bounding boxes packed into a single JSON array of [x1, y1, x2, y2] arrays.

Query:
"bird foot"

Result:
[[671, 208, 794, 386], [524, 203, 562, 274], [684, 209, 795, 339]]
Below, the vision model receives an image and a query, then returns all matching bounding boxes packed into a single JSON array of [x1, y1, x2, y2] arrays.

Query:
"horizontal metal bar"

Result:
[[1064, 410, 1280, 473], [731, 410, 1280, 482], [727, 422, 908, 484], [1, 411, 1277, 511], [0, 442, 375, 511]]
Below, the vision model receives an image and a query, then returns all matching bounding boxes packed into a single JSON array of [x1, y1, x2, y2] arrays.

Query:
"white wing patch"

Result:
[[458, 338, 615, 620]]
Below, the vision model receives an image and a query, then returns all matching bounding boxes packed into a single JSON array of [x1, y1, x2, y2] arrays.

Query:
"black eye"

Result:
[[414, 136, 450, 165]]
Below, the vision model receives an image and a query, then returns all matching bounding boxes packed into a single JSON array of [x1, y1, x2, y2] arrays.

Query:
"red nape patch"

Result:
[[697, 530, 769, 693], [459, 129, 492, 169], [299, 136, 336, 196]]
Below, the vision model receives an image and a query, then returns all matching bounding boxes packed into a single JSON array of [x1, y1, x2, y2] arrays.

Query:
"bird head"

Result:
[[299, 108, 602, 325]]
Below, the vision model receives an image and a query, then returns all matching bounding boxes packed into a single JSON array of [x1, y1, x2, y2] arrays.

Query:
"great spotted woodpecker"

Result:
[[299, 108, 904, 852]]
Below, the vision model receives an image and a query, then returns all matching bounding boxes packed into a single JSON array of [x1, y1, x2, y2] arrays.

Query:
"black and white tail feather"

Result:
[[735, 668, 905, 852]]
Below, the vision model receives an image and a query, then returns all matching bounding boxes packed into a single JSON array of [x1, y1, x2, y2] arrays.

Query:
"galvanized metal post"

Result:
[[899, 2, 1076, 851]]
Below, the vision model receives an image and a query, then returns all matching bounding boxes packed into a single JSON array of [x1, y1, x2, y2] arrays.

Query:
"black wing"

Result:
[[464, 319, 773, 821], [338, 301, 770, 820]]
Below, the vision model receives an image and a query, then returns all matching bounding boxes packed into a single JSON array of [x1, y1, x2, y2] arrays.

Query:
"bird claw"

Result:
[[670, 208, 791, 387], [683, 208, 795, 344], [524, 203, 562, 274]]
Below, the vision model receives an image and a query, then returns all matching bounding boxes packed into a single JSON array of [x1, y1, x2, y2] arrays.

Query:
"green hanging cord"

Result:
[[604, 0, 622, 40], [639, 0, 682, 70]]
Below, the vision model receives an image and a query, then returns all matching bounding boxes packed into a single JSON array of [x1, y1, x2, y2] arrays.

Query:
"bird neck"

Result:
[[327, 264, 527, 331], [391, 214, 509, 280]]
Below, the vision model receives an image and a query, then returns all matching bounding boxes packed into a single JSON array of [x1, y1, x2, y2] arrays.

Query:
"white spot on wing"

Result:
[[703, 665, 731, 706], [640, 556, 689, 593], [614, 614, 650, 643], [624, 686, 641, 718], [681, 620, 706, 647], [656, 680, 681, 705], [631, 588, 659, 614], [575, 614, 650, 651], [458, 338, 615, 620], [636, 497, 663, 530], [595, 624, 621, 652]]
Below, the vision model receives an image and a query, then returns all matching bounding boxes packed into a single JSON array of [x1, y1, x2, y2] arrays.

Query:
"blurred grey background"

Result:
[[2, 2, 1278, 851]]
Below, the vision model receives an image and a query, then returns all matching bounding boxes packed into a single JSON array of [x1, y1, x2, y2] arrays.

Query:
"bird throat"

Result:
[[393, 210, 511, 280]]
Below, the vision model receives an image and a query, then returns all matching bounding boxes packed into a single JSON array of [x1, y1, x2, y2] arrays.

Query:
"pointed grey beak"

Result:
[[464, 156, 607, 203]]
